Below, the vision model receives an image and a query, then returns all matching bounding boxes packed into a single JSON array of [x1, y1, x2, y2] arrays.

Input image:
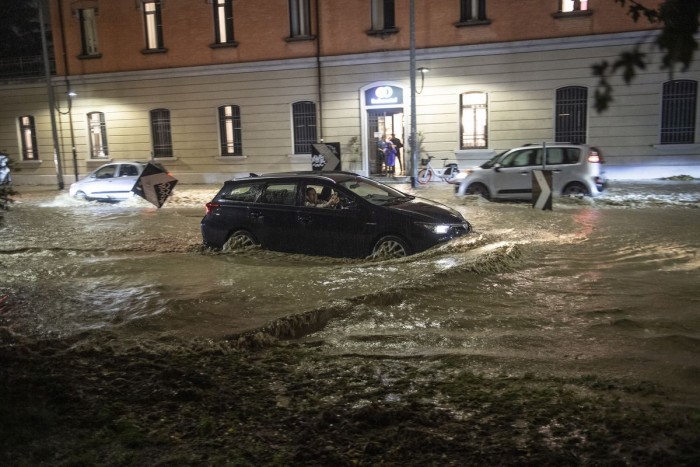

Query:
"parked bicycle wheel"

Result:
[[417, 168, 432, 184]]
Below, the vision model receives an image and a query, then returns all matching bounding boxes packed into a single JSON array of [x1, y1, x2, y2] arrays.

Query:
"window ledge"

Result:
[[78, 53, 103, 60], [153, 156, 177, 161], [285, 35, 316, 42], [210, 42, 239, 49], [288, 154, 311, 162], [652, 143, 700, 152], [552, 10, 593, 19], [366, 28, 399, 38], [141, 48, 168, 55], [454, 19, 491, 28], [16, 160, 42, 168], [215, 155, 247, 162]]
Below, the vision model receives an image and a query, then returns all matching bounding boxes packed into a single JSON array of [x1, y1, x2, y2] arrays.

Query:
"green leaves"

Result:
[[593, 0, 700, 113]]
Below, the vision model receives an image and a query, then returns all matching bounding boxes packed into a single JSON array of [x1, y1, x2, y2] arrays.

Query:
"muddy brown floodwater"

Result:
[[0, 179, 699, 465]]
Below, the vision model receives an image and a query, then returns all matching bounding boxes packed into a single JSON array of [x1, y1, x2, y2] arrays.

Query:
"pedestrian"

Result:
[[384, 135, 397, 175], [390, 134, 403, 173]]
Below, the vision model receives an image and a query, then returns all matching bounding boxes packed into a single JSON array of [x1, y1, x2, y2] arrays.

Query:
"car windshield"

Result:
[[338, 177, 414, 206], [480, 151, 508, 169]]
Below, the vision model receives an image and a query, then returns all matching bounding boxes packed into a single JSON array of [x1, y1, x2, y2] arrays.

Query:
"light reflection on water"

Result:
[[1, 181, 699, 401]]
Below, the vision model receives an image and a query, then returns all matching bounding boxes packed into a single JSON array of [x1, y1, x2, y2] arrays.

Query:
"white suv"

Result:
[[454, 143, 607, 200]]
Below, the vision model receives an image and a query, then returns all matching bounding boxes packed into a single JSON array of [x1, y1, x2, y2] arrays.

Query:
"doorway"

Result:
[[367, 109, 404, 176]]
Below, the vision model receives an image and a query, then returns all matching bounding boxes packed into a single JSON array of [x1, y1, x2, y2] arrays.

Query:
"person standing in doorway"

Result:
[[390, 134, 403, 174], [384, 135, 397, 175]]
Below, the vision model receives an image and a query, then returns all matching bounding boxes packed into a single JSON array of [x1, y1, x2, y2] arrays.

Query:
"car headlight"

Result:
[[416, 222, 452, 234], [454, 171, 468, 180]]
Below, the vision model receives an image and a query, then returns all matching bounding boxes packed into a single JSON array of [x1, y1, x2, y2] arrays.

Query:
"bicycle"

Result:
[[0, 154, 11, 211], [417, 154, 460, 184]]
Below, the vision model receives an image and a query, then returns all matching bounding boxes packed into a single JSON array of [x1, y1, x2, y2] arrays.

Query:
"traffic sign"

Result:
[[532, 169, 553, 210]]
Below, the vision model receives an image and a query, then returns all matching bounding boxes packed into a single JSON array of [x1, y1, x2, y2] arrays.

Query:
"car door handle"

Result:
[[250, 210, 263, 220], [298, 215, 312, 224]]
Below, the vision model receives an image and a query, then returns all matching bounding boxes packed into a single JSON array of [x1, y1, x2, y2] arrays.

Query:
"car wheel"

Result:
[[370, 235, 410, 260], [467, 183, 490, 200], [417, 169, 431, 184], [223, 230, 259, 251], [562, 182, 589, 196]]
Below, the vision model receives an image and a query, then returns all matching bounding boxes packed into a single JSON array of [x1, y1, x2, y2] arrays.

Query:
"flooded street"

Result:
[[1, 180, 699, 405]]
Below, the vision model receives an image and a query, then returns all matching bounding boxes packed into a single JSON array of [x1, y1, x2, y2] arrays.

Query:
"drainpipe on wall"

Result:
[[315, 0, 323, 143], [409, 0, 418, 187]]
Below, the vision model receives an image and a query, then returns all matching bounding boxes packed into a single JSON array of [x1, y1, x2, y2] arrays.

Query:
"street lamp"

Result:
[[417, 67, 429, 94]]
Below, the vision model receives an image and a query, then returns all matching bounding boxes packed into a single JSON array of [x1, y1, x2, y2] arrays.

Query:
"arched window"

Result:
[[18, 116, 38, 160], [661, 80, 697, 144], [292, 101, 317, 154], [218, 105, 242, 156], [87, 112, 109, 158], [460, 92, 488, 149], [150, 108, 172, 157], [555, 86, 587, 144]]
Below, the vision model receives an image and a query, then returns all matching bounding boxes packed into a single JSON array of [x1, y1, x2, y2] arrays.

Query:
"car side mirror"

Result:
[[494, 164, 502, 172]]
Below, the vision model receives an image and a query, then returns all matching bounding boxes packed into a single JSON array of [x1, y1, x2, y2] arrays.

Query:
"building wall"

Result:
[[4, 29, 699, 186], [50, 0, 661, 75]]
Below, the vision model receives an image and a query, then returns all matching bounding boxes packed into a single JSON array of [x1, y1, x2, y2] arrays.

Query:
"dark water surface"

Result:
[[1, 181, 698, 403]]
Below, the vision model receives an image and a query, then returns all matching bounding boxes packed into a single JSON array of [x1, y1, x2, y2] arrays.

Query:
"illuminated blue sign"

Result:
[[365, 86, 403, 106]]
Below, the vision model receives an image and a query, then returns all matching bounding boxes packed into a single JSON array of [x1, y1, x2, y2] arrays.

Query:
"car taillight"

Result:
[[588, 148, 604, 163], [205, 202, 219, 215]]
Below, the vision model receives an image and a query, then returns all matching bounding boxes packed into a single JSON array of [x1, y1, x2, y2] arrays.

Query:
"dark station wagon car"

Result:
[[201, 172, 472, 259]]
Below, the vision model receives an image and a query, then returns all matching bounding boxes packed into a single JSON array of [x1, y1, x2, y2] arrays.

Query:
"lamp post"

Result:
[[409, 0, 418, 187], [67, 88, 79, 181], [39, 0, 64, 190]]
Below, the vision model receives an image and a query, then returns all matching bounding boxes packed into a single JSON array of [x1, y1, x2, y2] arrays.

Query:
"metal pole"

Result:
[[409, 0, 418, 188], [39, 0, 64, 190]]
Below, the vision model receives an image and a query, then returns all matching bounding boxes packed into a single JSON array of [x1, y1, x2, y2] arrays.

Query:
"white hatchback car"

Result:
[[69, 161, 166, 201], [454, 143, 607, 200]]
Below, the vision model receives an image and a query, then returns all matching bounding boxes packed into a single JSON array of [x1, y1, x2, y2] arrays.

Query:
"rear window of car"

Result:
[[220, 182, 264, 203], [259, 183, 297, 206], [547, 148, 581, 165]]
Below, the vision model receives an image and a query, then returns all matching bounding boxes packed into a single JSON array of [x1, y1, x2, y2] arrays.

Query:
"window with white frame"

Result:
[[87, 112, 109, 159], [218, 105, 242, 156], [460, 92, 488, 149], [143, 1, 164, 51], [555, 86, 588, 144], [214, 0, 235, 44], [560, 0, 588, 13], [289, 0, 311, 37], [18, 116, 38, 160], [660, 80, 698, 144], [79, 8, 99, 56], [371, 0, 396, 31], [292, 101, 317, 154], [150, 108, 173, 157], [459, 0, 487, 22]]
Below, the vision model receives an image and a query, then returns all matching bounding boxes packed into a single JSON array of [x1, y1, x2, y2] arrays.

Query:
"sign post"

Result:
[[131, 163, 178, 208], [311, 143, 341, 171], [532, 170, 553, 210]]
